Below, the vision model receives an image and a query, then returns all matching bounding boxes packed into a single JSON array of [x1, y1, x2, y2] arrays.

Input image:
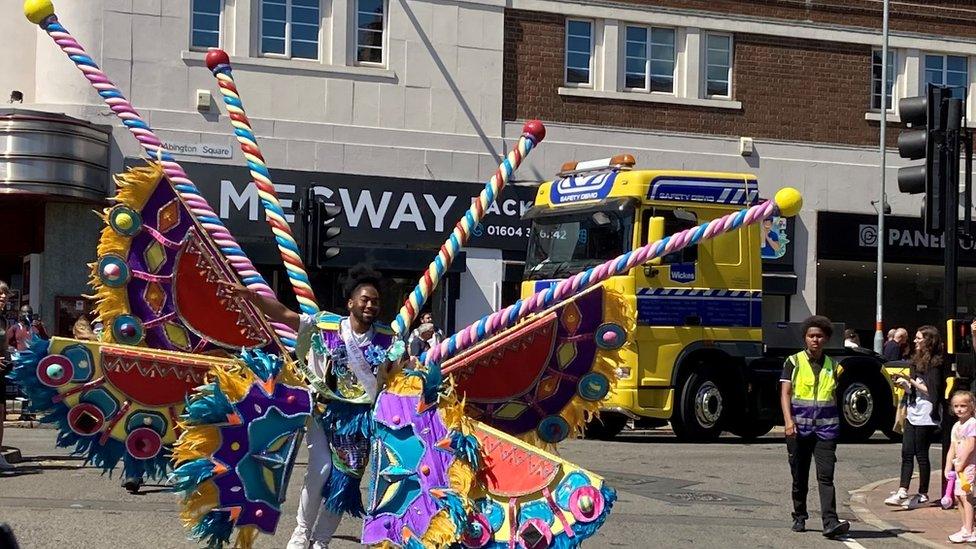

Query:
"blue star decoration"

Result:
[[369, 421, 424, 517]]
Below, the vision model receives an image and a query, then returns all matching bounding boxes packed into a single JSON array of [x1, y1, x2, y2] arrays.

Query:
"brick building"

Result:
[[501, 0, 976, 334]]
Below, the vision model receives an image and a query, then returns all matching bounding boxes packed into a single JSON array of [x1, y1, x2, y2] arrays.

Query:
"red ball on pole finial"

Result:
[[522, 119, 546, 143], [205, 49, 231, 71]]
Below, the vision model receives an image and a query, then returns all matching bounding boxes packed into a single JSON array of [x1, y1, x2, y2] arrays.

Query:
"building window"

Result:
[[260, 0, 320, 60], [624, 26, 675, 93], [871, 49, 896, 110], [925, 54, 968, 99], [356, 0, 386, 65], [191, 0, 221, 49], [704, 33, 732, 98], [565, 19, 593, 86]]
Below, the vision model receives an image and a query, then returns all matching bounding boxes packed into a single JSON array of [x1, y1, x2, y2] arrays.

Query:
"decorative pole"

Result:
[[391, 121, 546, 337], [23, 0, 297, 345], [206, 49, 320, 315], [425, 188, 804, 364]]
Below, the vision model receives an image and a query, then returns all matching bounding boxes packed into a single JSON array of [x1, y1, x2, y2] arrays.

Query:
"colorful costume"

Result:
[[292, 313, 394, 532], [16, 2, 807, 547]]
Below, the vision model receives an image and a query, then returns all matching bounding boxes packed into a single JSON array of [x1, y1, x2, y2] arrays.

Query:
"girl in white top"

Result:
[[946, 391, 976, 543]]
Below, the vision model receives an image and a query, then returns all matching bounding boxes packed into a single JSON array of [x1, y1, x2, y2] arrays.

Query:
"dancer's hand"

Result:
[[217, 280, 258, 302]]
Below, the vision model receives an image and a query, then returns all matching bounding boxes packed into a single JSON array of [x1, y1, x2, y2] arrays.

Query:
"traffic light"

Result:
[[302, 188, 342, 268], [897, 84, 949, 233]]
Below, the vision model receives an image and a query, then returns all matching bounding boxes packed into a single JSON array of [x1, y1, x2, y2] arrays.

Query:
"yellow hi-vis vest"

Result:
[[789, 351, 840, 439]]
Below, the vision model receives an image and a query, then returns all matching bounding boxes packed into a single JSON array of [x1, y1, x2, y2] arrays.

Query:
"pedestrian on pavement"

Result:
[[945, 391, 976, 543], [843, 329, 860, 349], [885, 325, 946, 508], [5, 305, 48, 352], [882, 328, 910, 361], [408, 323, 437, 358], [408, 311, 443, 354], [780, 315, 850, 539], [0, 281, 13, 471]]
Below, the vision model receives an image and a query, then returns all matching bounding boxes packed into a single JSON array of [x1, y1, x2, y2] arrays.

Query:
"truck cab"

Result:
[[520, 155, 893, 441]]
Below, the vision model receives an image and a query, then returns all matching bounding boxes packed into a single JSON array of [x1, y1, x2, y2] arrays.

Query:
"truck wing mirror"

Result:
[[645, 216, 664, 266]]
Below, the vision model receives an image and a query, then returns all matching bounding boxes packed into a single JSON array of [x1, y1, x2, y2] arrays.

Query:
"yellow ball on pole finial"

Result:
[[24, 0, 55, 24], [773, 187, 803, 217]]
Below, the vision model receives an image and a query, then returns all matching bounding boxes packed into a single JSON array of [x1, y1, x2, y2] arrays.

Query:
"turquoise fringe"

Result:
[[169, 457, 217, 494], [323, 465, 366, 517], [239, 348, 281, 381], [183, 382, 233, 425], [190, 509, 234, 549]]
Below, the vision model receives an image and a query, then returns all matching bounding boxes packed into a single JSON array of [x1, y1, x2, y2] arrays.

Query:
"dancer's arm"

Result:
[[219, 281, 300, 331]]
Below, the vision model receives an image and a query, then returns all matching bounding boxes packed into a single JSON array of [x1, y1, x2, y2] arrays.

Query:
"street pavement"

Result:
[[0, 426, 940, 548]]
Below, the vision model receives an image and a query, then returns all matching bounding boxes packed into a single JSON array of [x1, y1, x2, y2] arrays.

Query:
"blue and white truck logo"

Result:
[[550, 172, 617, 205], [669, 263, 696, 284]]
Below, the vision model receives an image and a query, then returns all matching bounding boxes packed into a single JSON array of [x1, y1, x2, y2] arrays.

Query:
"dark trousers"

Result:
[[787, 435, 838, 526], [900, 422, 937, 494]]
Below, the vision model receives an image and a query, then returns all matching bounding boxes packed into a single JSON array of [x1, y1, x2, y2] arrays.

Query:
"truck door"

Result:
[[634, 208, 704, 389]]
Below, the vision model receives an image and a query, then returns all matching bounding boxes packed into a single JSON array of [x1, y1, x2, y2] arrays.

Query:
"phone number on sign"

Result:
[[474, 225, 527, 238]]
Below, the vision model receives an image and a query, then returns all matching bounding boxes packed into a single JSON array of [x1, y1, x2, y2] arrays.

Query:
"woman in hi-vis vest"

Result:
[[780, 315, 851, 539]]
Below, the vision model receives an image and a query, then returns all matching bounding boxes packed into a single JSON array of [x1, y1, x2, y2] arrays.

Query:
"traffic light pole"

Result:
[[873, 0, 890, 354], [946, 99, 962, 335]]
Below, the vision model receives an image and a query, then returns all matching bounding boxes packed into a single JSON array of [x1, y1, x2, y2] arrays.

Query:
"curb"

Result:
[[848, 476, 945, 549], [1, 446, 23, 464], [3, 420, 54, 429]]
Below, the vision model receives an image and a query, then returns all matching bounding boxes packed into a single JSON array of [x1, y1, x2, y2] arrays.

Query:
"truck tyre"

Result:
[[671, 369, 726, 441], [584, 412, 628, 441], [837, 371, 888, 442]]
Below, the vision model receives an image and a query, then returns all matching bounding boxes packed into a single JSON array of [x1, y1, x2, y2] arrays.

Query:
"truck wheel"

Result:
[[837, 373, 887, 442], [584, 412, 628, 440], [671, 370, 726, 441]]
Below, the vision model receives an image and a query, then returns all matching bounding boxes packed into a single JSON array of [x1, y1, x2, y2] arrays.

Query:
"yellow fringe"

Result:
[[210, 358, 258, 402], [420, 509, 457, 549], [171, 424, 221, 464], [180, 481, 219, 529], [89, 161, 166, 342], [233, 525, 258, 549]]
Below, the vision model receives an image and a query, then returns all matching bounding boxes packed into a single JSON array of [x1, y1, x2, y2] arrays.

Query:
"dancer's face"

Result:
[[348, 284, 380, 326]]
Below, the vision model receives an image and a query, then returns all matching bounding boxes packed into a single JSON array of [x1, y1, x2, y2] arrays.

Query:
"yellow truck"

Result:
[[520, 155, 893, 441]]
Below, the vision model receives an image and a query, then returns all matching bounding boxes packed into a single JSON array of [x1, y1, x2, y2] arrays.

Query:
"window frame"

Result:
[[642, 208, 699, 265], [564, 18, 595, 88], [190, 0, 222, 51], [924, 53, 969, 93], [703, 32, 733, 100], [259, 0, 321, 61], [870, 49, 897, 112], [623, 24, 676, 95], [355, 0, 389, 67]]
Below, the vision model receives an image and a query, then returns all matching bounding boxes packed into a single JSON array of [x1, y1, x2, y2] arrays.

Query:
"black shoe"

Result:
[[122, 477, 142, 493], [792, 518, 806, 532], [823, 520, 850, 539]]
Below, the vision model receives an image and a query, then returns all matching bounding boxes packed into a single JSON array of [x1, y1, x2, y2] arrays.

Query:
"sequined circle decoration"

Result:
[[577, 372, 610, 402], [594, 322, 626, 350], [107, 205, 143, 237], [97, 254, 131, 288], [536, 415, 571, 444], [37, 354, 73, 387], [112, 314, 145, 346]]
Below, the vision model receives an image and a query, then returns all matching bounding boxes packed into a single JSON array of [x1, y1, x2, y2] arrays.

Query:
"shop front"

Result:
[[130, 159, 537, 334], [817, 211, 976, 341], [0, 109, 110, 334]]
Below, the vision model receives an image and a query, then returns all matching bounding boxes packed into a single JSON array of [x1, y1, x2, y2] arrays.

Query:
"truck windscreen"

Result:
[[524, 207, 635, 280]]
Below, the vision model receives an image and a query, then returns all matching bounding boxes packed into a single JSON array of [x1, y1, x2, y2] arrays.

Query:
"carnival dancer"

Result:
[[223, 266, 393, 549], [780, 315, 851, 539]]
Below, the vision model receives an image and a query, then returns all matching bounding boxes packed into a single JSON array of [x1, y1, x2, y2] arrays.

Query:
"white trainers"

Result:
[[948, 529, 976, 543], [286, 526, 309, 549], [902, 493, 929, 509], [311, 541, 329, 549], [0, 454, 14, 471], [884, 488, 908, 506]]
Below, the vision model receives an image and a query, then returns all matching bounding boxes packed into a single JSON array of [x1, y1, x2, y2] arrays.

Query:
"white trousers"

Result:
[[295, 415, 342, 543]]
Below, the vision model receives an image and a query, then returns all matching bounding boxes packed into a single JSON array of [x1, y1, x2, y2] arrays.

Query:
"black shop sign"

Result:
[[124, 159, 537, 256], [817, 211, 976, 267]]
